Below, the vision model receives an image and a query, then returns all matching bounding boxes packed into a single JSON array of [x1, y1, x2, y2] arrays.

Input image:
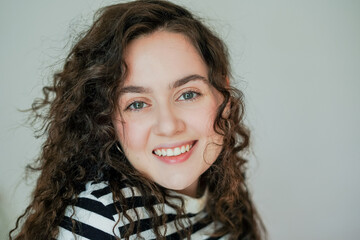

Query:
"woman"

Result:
[[10, 0, 265, 239]]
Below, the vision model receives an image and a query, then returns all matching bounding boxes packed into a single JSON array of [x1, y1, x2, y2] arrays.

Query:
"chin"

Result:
[[156, 173, 199, 194]]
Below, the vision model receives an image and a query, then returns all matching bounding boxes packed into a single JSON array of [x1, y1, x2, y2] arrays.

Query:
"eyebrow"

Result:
[[119, 74, 208, 95]]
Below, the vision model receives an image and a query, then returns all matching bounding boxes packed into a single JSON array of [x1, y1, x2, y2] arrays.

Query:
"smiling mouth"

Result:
[[152, 141, 196, 157]]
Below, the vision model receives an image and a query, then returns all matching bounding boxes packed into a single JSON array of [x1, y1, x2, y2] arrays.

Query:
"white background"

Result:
[[1, 0, 359, 239]]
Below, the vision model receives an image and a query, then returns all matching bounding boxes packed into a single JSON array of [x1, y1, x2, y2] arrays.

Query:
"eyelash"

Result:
[[177, 90, 201, 101], [125, 90, 202, 112], [125, 101, 149, 111]]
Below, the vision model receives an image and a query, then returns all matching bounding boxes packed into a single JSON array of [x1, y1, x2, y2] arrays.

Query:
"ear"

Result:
[[221, 76, 231, 119], [222, 99, 231, 119], [226, 76, 230, 85]]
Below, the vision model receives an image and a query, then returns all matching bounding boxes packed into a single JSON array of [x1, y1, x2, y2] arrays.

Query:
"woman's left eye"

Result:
[[178, 91, 200, 101]]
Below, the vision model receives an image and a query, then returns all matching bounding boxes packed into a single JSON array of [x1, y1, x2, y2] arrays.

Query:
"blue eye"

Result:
[[127, 101, 148, 110], [178, 91, 199, 101]]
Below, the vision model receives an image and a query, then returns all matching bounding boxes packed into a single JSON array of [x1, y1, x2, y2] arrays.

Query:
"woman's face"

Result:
[[113, 31, 224, 197]]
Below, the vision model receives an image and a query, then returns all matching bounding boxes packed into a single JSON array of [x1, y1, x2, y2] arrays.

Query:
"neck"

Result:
[[175, 178, 205, 198]]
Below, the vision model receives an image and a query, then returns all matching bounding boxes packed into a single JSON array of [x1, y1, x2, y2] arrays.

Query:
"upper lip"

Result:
[[152, 140, 197, 151]]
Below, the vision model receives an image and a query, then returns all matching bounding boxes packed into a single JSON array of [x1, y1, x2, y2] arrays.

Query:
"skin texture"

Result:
[[113, 31, 224, 197]]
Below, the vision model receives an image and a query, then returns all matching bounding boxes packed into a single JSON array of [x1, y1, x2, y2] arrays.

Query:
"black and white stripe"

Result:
[[57, 181, 230, 239]]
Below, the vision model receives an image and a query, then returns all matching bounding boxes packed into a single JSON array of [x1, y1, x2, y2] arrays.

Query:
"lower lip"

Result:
[[153, 141, 197, 164]]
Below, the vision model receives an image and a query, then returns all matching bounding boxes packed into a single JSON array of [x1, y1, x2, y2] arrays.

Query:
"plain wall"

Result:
[[1, 0, 359, 239]]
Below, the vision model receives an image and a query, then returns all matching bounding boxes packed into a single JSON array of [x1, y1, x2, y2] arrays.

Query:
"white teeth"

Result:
[[181, 146, 185, 153], [173, 147, 181, 156], [166, 149, 174, 156], [154, 143, 194, 157]]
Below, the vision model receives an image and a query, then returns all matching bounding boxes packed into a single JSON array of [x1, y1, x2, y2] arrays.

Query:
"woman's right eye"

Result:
[[126, 101, 148, 111]]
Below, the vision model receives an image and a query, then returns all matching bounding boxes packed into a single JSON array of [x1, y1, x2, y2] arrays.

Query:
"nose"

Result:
[[153, 103, 185, 136]]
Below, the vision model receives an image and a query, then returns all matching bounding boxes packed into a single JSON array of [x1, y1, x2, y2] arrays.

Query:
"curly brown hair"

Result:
[[10, 0, 266, 239]]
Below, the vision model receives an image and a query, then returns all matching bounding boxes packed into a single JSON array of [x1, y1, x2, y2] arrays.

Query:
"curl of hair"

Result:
[[10, 1, 266, 239]]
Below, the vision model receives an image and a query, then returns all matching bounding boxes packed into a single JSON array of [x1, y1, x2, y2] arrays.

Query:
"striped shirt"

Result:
[[57, 181, 230, 239]]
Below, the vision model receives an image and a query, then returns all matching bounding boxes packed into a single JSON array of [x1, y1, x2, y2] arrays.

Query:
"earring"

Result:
[[222, 108, 231, 119], [115, 142, 123, 154], [226, 119, 232, 130]]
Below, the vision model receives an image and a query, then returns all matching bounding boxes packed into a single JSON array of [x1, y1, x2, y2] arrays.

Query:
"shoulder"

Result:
[[57, 181, 119, 239], [57, 180, 149, 239]]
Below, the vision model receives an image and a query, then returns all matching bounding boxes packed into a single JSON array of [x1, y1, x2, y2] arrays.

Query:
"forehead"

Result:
[[123, 31, 208, 87]]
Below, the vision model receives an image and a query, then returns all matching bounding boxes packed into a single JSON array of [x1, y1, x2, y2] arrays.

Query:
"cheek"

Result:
[[115, 118, 150, 152], [184, 101, 219, 137], [196, 102, 218, 133]]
